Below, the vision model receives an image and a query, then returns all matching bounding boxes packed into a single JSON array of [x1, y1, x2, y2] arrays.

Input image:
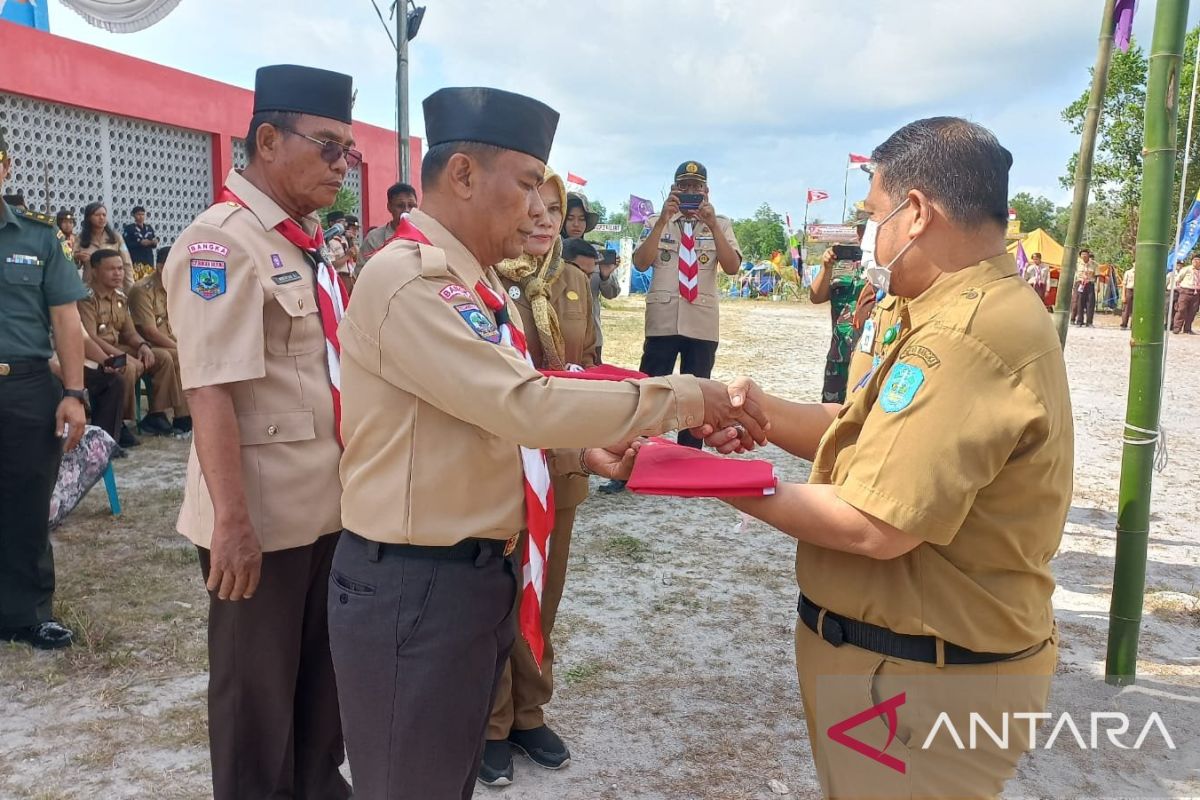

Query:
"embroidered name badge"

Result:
[[879, 363, 925, 413], [439, 284, 471, 302], [859, 319, 876, 353], [188, 241, 229, 256], [270, 253, 284, 268], [454, 303, 500, 343], [190, 258, 226, 300], [898, 344, 941, 368], [272, 271, 303, 285]]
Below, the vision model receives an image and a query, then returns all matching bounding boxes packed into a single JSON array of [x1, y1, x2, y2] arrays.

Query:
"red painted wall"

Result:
[[0, 20, 420, 228]]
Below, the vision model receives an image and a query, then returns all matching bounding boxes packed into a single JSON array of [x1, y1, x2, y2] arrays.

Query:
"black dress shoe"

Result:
[[118, 424, 141, 448], [140, 412, 174, 436], [0, 620, 73, 650], [111, 446, 128, 459], [172, 415, 193, 434], [508, 725, 570, 770], [477, 740, 513, 787]]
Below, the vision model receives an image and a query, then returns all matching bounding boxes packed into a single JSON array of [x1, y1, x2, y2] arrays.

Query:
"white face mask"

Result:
[[860, 198, 916, 294]]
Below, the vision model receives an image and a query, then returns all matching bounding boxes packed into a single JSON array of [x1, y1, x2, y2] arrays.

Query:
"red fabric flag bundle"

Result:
[[627, 438, 777, 498]]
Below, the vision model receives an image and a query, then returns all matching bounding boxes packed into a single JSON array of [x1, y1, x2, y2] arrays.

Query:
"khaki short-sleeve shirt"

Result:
[[338, 210, 705, 546], [640, 213, 740, 342], [129, 272, 174, 342], [798, 255, 1074, 654], [78, 287, 136, 348], [163, 169, 342, 553]]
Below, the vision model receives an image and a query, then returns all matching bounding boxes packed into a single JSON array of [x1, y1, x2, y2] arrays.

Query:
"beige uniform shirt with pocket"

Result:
[[164, 169, 342, 553], [78, 287, 136, 348], [339, 210, 706, 546], [799, 255, 1074, 654], [639, 213, 741, 342], [129, 271, 174, 342]]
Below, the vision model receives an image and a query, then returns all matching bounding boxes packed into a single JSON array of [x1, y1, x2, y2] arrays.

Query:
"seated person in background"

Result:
[[129, 246, 190, 433], [77, 250, 182, 437], [52, 321, 132, 453]]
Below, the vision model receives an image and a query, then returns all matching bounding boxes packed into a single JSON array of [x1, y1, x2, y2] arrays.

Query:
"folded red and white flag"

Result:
[[539, 364, 648, 381], [627, 438, 777, 498]]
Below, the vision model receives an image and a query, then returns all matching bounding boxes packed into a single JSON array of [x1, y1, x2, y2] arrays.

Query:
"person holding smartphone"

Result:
[[810, 212, 869, 403], [624, 161, 740, 462]]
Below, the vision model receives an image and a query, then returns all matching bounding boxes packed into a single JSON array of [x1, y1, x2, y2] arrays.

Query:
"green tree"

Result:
[[1060, 27, 1200, 255], [587, 198, 609, 224], [1009, 192, 1059, 233], [317, 187, 359, 223], [732, 203, 788, 262]]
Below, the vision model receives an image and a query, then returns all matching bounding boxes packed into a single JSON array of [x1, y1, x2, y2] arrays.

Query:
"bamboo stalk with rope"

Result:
[[1105, 0, 1189, 685]]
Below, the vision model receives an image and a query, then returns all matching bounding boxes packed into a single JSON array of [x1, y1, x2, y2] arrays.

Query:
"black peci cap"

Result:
[[674, 160, 708, 183], [254, 65, 354, 124], [423, 87, 559, 163]]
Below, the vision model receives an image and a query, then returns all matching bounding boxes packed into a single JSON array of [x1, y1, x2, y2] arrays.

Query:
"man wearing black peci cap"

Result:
[[163, 64, 359, 800], [332, 87, 768, 798]]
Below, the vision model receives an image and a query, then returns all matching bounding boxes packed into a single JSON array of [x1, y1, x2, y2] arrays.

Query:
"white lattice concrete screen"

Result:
[[0, 92, 212, 243], [231, 137, 361, 219]]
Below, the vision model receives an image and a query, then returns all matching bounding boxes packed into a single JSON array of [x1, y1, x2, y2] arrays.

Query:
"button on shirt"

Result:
[[798, 255, 1074, 654], [0, 202, 89, 358]]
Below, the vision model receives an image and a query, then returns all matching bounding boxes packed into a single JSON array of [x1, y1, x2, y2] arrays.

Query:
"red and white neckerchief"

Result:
[[390, 218, 557, 670], [677, 220, 699, 303], [216, 187, 350, 446]]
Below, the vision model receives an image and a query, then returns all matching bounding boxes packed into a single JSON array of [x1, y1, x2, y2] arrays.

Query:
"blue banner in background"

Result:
[[1, 0, 51, 31], [1169, 189, 1200, 271]]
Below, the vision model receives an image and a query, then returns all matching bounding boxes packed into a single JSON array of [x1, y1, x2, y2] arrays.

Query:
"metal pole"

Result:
[[1053, 0, 1119, 347], [396, 1, 410, 182], [1105, 0, 1189, 686], [841, 158, 850, 222]]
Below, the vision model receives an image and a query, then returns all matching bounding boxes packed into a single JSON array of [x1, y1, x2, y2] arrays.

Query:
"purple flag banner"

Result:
[[1015, 241, 1029, 276], [1113, 0, 1136, 52], [629, 195, 655, 224]]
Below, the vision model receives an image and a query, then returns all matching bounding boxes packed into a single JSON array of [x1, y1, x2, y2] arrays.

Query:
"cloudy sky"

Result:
[[48, 0, 1200, 222]]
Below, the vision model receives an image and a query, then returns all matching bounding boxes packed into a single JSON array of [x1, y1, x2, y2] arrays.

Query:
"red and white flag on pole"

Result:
[[807, 189, 830, 204], [848, 153, 872, 165], [566, 172, 588, 187]]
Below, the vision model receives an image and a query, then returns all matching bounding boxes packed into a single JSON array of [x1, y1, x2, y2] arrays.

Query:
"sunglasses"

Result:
[[279, 127, 363, 170]]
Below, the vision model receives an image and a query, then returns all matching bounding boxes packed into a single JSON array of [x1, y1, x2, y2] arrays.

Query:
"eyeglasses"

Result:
[[279, 127, 363, 170]]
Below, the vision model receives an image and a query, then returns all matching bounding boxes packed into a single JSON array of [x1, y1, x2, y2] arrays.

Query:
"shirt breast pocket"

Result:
[[3, 262, 41, 287], [267, 286, 322, 357]]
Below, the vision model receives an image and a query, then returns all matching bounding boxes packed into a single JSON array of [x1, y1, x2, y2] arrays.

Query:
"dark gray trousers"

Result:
[[328, 531, 518, 800]]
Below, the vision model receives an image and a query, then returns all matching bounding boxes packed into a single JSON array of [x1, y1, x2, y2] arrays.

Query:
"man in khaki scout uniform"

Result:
[[632, 160, 741, 446], [78, 249, 181, 436], [708, 118, 1073, 799], [163, 65, 358, 800], [129, 245, 190, 433], [482, 185, 600, 784], [331, 87, 768, 800]]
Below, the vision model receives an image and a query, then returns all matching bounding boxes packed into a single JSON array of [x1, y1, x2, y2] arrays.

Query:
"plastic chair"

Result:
[[134, 374, 153, 432], [102, 463, 121, 515]]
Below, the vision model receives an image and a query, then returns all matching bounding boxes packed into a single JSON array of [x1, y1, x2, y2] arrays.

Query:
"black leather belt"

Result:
[[347, 530, 517, 563], [0, 359, 49, 377], [797, 594, 1025, 665]]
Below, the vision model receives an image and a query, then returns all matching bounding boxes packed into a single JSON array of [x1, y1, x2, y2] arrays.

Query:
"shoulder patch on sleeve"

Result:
[[454, 302, 501, 343], [879, 363, 925, 413]]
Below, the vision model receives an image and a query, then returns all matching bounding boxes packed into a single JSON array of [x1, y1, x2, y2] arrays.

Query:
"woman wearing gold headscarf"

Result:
[[482, 168, 598, 787]]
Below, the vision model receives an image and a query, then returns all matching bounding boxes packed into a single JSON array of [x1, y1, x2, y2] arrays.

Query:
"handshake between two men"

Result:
[[581, 376, 772, 480]]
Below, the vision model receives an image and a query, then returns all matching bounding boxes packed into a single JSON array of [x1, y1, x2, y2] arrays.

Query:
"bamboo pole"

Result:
[[1054, 0, 1119, 346], [1105, 0, 1189, 686]]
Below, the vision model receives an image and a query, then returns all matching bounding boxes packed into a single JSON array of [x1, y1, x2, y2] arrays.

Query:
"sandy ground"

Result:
[[1, 297, 1198, 799]]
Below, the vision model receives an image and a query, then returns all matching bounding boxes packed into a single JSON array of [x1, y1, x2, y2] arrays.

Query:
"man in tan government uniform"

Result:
[[162, 65, 357, 800], [708, 118, 1073, 799], [631, 160, 742, 451], [78, 249, 181, 436], [128, 245, 190, 433], [330, 86, 768, 800]]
